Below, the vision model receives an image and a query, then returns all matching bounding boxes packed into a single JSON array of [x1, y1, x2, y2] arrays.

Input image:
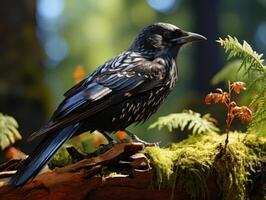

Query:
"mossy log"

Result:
[[0, 142, 216, 200], [0, 133, 265, 200]]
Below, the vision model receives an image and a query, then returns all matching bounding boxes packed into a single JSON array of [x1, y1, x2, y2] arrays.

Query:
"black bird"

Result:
[[10, 22, 206, 187]]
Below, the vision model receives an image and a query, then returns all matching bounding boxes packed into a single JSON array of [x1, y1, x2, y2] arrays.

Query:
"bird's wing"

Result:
[[63, 52, 129, 98], [63, 78, 87, 97], [63, 65, 103, 97], [28, 60, 165, 140]]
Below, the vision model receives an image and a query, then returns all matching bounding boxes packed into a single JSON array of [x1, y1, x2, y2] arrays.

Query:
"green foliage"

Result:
[[149, 110, 220, 135], [214, 36, 266, 135], [49, 144, 73, 168], [50, 132, 103, 167], [211, 60, 246, 84], [0, 113, 21, 150], [217, 36, 265, 74], [144, 132, 265, 200]]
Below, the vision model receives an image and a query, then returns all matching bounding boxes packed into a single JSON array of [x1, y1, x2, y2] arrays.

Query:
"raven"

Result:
[[10, 22, 206, 187]]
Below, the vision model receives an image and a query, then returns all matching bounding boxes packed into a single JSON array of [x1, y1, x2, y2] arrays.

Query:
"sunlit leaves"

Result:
[[0, 113, 21, 150]]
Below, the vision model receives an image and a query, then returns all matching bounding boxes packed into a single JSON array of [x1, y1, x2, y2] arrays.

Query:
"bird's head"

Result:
[[129, 22, 206, 58]]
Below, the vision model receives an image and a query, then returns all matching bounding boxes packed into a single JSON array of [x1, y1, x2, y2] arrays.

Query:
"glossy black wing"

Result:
[[28, 56, 165, 140], [63, 52, 131, 98]]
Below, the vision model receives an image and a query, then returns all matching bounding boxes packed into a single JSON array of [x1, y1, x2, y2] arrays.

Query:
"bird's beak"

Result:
[[171, 32, 207, 45]]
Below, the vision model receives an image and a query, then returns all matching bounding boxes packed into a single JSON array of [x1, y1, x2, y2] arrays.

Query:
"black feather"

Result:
[[10, 124, 80, 187]]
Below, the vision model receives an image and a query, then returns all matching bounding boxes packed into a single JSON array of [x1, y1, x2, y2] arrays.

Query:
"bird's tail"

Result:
[[9, 124, 80, 187]]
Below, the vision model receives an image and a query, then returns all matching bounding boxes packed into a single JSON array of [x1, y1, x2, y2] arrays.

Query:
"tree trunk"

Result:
[[0, 0, 47, 157]]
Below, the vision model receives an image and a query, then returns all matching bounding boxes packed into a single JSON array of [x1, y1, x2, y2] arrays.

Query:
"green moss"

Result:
[[144, 132, 266, 200], [144, 147, 175, 187], [49, 144, 73, 168]]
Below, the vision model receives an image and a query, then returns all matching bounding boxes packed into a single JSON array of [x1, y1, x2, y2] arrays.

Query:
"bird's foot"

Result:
[[131, 137, 159, 147], [125, 130, 159, 147]]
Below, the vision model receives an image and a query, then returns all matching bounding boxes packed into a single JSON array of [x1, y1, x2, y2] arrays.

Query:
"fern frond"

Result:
[[149, 110, 220, 135], [0, 113, 21, 150], [217, 36, 265, 74], [216, 36, 266, 135], [249, 98, 266, 135]]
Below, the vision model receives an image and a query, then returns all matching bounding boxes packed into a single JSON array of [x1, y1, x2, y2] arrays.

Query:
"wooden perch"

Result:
[[0, 142, 187, 200], [0, 140, 263, 200]]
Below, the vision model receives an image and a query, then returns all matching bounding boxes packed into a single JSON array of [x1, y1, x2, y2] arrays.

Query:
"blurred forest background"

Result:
[[0, 0, 265, 154]]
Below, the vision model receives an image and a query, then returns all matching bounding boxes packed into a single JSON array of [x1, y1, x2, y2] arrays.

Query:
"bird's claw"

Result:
[[137, 141, 160, 147], [129, 138, 159, 147]]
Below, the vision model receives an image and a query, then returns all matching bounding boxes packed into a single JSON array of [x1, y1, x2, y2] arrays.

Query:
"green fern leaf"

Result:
[[217, 36, 265, 70], [0, 113, 21, 150], [216, 36, 266, 135], [149, 110, 220, 135]]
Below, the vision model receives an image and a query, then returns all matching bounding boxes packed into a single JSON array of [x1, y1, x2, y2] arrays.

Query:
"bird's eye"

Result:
[[163, 31, 173, 39]]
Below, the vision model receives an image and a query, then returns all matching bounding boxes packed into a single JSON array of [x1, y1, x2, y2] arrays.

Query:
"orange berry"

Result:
[[116, 131, 128, 140]]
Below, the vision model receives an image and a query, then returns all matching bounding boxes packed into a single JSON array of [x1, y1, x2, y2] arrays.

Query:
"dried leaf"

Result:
[[214, 94, 223, 104], [233, 106, 253, 123], [205, 93, 213, 104], [230, 81, 246, 94], [221, 92, 229, 103], [205, 92, 229, 105]]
